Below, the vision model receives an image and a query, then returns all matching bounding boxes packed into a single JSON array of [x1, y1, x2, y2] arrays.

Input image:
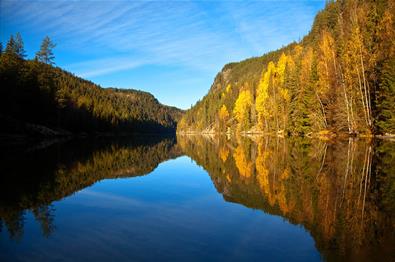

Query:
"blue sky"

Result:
[[0, 0, 325, 109]]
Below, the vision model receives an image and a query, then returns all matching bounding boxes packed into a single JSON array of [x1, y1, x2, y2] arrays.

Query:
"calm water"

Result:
[[0, 135, 394, 261]]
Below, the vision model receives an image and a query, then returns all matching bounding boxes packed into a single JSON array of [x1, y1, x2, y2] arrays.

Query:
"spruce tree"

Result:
[[5, 35, 16, 55], [375, 57, 395, 134], [35, 36, 56, 65], [14, 33, 26, 59]]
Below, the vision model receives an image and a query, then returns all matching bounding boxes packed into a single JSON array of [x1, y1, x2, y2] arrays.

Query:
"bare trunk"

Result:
[[337, 14, 353, 133], [316, 92, 328, 128], [354, 10, 372, 130], [316, 142, 328, 179], [350, 96, 356, 132], [359, 48, 372, 128], [273, 84, 279, 134], [339, 64, 352, 133], [360, 144, 372, 228], [356, 67, 369, 126]]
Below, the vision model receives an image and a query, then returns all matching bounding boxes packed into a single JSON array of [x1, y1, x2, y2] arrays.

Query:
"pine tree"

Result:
[[375, 57, 395, 134], [5, 35, 16, 55], [35, 36, 56, 65], [14, 33, 26, 59]]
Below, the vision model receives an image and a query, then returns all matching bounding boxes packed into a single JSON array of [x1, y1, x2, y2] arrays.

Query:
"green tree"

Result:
[[14, 33, 26, 59], [4, 35, 16, 55], [35, 36, 56, 65]]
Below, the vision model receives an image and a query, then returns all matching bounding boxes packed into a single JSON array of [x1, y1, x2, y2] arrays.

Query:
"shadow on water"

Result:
[[0, 135, 182, 241], [0, 134, 394, 261]]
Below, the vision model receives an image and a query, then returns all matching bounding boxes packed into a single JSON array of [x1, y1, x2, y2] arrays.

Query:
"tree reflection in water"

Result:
[[0, 136, 182, 240], [179, 135, 395, 262], [0, 135, 394, 261]]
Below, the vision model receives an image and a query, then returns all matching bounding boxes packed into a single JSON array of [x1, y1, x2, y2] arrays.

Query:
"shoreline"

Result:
[[176, 130, 395, 141]]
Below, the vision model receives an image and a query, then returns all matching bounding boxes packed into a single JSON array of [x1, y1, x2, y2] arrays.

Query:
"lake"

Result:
[[0, 135, 394, 261]]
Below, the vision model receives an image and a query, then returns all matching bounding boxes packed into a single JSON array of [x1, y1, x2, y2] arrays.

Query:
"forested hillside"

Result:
[[0, 36, 183, 135], [178, 0, 395, 136]]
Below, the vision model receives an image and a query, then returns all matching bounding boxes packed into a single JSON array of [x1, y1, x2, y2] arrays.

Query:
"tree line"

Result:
[[0, 35, 183, 135], [178, 0, 395, 137]]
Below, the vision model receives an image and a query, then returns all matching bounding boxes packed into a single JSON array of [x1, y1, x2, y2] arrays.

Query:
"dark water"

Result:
[[0, 135, 394, 261]]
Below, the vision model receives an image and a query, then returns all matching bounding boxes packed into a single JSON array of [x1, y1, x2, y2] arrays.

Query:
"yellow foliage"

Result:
[[318, 129, 332, 135], [276, 53, 288, 85], [317, 30, 335, 95], [277, 183, 289, 214], [226, 84, 231, 93], [293, 44, 303, 58], [256, 62, 276, 128], [233, 145, 253, 178], [219, 146, 229, 162], [218, 104, 230, 122], [233, 90, 253, 130], [280, 88, 290, 103], [300, 48, 314, 85], [280, 168, 290, 180], [287, 55, 296, 72], [256, 147, 270, 195], [276, 53, 291, 107], [255, 144, 290, 213]]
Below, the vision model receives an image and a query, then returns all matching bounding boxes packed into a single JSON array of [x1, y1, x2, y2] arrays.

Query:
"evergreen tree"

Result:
[[35, 36, 56, 65], [375, 57, 395, 133], [5, 35, 16, 55], [14, 33, 26, 59]]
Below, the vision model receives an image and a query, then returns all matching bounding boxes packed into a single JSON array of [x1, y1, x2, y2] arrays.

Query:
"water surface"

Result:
[[0, 135, 394, 261]]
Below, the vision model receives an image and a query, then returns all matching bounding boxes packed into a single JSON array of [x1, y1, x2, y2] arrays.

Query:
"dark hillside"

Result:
[[0, 43, 183, 136]]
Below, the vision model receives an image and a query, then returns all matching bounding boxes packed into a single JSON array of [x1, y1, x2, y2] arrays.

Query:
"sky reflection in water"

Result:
[[1, 136, 394, 261]]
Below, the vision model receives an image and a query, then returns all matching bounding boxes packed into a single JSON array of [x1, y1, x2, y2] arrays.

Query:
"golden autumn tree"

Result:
[[256, 61, 275, 131], [219, 146, 229, 163], [341, 12, 373, 133], [225, 84, 232, 93], [233, 144, 253, 179], [233, 89, 253, 131], [276, 53, 291, 132], [256, 143, 270, 196], [256, 53, 290, 134], [317, 30, 336, 129], [218, 104, 230, 132]]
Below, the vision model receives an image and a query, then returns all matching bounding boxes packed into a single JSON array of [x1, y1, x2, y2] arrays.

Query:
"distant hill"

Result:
[[0, 49, 183, 136], [178, 0, 395, 136]]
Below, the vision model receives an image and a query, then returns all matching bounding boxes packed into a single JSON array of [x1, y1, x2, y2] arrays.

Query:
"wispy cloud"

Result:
[[67, 56, 152, 78], [0, 0, 325, 107]]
